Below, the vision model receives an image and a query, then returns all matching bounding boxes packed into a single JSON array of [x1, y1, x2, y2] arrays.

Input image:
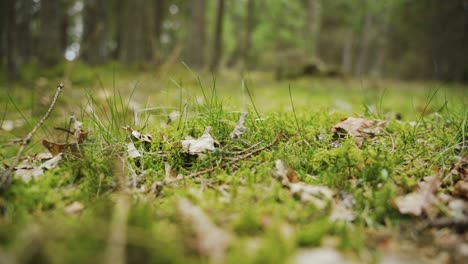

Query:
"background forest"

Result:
[[1, 0, 468, 83]]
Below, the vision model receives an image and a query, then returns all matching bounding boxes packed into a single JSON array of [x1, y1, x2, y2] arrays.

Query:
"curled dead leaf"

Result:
[[14, 153, 62, 182], [181, 126, 215, 154], [331, 117, 387, 147], [394, 175, 441, 218], [230, 112, 247, 139]]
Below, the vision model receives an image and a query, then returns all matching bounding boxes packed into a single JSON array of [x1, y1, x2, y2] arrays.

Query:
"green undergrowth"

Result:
[[0, 67, 467, 263]]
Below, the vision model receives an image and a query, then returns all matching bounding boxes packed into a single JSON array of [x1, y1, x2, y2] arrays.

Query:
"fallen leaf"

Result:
[[64, 201, 85, 215], [331, 117, 386, 147], [329, 201, 355, 223], [122, 126, 152, 150], [42, 139, 80, 157], [126, 143, 141, 158], [287, 169, 300, 183], [394, 175, 441, 218], [181, 126, 215, 154], [230, 112, 247, 139], [271, 160, 334, 208], [14, 153, 62, 182], [178, 199, 232, 262], [448, 199, 468, 221], [450, 157, 467, 179], [295, 247, 350, 264], [454, 180, 468, 198]]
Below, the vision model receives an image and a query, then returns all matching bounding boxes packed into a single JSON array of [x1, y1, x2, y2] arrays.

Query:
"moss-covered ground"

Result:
[[0, 63, 466, 263]]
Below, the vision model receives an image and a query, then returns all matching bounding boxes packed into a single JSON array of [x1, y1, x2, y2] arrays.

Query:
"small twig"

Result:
[[0, 83, 64, 189], [151, 133, 281, 195], [426, 217, 468, 228]]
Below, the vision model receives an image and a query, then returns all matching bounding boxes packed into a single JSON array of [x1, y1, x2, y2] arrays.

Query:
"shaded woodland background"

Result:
[[1, 0, 468, 83]]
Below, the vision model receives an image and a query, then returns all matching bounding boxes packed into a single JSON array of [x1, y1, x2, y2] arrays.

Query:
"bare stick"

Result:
[[0, 83, 64, 189]]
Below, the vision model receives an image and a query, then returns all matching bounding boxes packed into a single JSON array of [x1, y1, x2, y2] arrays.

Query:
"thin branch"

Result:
[[151, 133, 281, 195], [0, 83, 64, 189]]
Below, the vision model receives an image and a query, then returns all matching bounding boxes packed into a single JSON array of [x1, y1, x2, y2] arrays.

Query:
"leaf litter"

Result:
[[181, 126, 216, 155], [178, 198, 232, 263], [230, 112, 247, 139], [331, 117, 387, 147], [271, 159, 355, 222]]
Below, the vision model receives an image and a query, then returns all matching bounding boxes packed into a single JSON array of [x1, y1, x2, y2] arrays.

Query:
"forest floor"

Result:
[[0, 64, 467, 263]]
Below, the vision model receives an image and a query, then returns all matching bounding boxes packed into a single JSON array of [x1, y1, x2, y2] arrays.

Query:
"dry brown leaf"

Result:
[[181, 126, 215, 154], [454, 180, 468, 198], [42, 139, 80, 156], [230, 112, 247, 139], [450, 157, 467, 180], [331, 117, 386, 147], [178, 199, 232, 262], [287, 169, 300, 183], [394, 175, 441, 218]]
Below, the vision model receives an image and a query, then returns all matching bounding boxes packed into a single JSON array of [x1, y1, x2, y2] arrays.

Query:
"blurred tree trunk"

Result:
[[38, 0, 63, 66], [305, 0, 321, 58], [16, 0, 35, 65], [118, 0, 152, 64], [152, 0, 167, 64], [241, 0, 255, 70], [0, 0, 6, 67], [341, 28, 354, 75], [371, 9, 391, 78], [226, 0, 255, 70], [6, 0, 17, 81], [82, 0, 109, 64], [185, 0, 206, 69], [354, 12, 374, 76], [210, 0, 226, 72]]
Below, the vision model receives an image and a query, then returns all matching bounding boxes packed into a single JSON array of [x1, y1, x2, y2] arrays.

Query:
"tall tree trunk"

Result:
[[371, 10, 391, 78], [210, 0, 226, 72], [0, 0, 6, 67], [118, 0, 152, 64], [185, 0, 206, 69], [341, 28, 354, 75], [152, 0, 167, 64], [6, 0, 17, 81], [82, 0, 109, 64], [38, 0, 63, 66], [305, 0, 321, 58], [16, 0, 35, 65], [354, 13, 374, 76], [241, 0, 255, 70]]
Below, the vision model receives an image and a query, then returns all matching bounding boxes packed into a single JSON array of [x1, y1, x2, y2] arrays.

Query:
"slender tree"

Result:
[[185, 0, 206, 69], [0, 0, 6, 68], [354, 12, 374, 76], [82, 0, 109, 65], [6, 0, 17, 81], [305, 0, 321, 58], [210, 0, 226, 72], [152, 0, 167, 64], [242, 0, 255, 69], [118, 0, 153, 64]]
